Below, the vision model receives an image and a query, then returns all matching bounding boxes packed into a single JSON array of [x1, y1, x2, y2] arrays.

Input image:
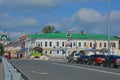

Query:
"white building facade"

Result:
[[25, 33, 120, 55]]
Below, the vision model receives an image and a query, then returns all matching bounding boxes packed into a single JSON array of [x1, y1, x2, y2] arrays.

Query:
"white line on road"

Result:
[[52, 62, 120, 76], [31, 71, 50, 75]]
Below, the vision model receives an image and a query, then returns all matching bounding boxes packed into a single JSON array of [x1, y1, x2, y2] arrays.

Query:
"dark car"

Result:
[[103, 55, 120, 68], [77, 55, 90, 64], [88, 54, 106, 65]]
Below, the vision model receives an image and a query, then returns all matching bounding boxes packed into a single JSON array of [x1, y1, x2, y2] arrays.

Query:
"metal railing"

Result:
[[2, 57, 29, 80]]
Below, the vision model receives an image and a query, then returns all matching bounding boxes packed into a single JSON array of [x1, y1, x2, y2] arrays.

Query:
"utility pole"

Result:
[[107, 0, 110, 55]]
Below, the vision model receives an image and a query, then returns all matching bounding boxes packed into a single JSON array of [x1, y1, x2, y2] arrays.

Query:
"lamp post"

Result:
[[107, 0, 110, 55]]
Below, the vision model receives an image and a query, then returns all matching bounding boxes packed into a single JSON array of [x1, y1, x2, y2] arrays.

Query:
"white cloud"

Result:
[[0, 13, 39, 28], [73, 8, 105, 23], [69, 8, 120, 35], [0, 0, 108, 11], [110, 10, 120, 22], [0, 0, 62, 11], [9, 32, 26, 39], [46, 22, 61, 29], [17, 18, 39, 26], [0, 13, 12, 20]]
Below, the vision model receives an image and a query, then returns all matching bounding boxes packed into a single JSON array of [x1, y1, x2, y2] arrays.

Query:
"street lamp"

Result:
[[107, 0, 110, 55]]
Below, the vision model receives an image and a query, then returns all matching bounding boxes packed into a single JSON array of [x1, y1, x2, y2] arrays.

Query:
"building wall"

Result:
[[33, 38, 119, 55]]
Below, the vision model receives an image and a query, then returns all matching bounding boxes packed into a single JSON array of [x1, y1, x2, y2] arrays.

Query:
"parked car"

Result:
[[88, 54, 106, 65], [67, 52, 81, 63], [4, 52, 11, 59], [77, 55, 90, 64], [103, 55, 120, 68]]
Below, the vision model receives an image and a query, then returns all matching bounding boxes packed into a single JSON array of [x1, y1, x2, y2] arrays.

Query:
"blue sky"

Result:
[[0, 0, 120, 39]]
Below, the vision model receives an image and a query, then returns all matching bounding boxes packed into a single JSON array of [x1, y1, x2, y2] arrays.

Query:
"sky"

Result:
[[0, 0, 120, 39]]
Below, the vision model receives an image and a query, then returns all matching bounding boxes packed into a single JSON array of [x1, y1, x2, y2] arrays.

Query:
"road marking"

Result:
[[52, 62, 120, 76], [31, 71, 50, 75]]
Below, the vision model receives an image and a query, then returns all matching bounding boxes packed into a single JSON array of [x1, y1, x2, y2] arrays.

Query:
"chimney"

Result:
[[81, 31, 84, 34]]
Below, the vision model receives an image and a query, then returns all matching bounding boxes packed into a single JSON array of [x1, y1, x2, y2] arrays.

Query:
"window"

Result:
[[57, 50, 59, 54], [50, 51, 52, 54], [78, 42, 81, 47], [57, 42, 59, 47], [45, 51, 47, 54], [104, 43, 106, 47], [62, 42, 64, 47], [84, 42, 86, 47], [49, 42, 52, 47], [73, 42, 76, 46], [113, 43, 116, 47], [45, 42, 47, 47], [90, 42, 92, 47]]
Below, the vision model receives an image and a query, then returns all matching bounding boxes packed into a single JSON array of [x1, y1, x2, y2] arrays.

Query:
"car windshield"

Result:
[[96, 55, 106, 58], [82, 56, 89, 58], [75, 53, 81, 56], [113, 56, 120, 59]]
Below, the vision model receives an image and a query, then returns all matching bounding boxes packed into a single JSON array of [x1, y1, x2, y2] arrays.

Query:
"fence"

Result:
[[2, 57, 29, 80]]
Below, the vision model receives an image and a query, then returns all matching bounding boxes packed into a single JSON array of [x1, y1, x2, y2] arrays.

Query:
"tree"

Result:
[[0, 43, 4, 56], [79, 50, 85, 55], [54, 31, 61, 33], [42, 25, 56, 34], [33, 46, 43, 53]]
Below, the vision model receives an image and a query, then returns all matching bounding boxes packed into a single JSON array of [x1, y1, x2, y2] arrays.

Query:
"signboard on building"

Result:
[[65, 41, 72, 48]]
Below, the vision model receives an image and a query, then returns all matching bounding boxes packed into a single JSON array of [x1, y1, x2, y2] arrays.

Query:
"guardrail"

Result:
[[2, 57, 29, 80]]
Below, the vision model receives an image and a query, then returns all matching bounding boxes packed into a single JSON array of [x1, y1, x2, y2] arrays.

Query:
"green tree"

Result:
[[34, 46, 43, 53], [42, 25, 56, 34], [54, 31, 61, 33], [0, 43, 4, 56], [79, 50, 85, 55]]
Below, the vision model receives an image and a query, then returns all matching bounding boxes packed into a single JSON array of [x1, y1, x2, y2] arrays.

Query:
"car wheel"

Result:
[[102, 62, 106, 67], [87, 62, 91, 65], [68, 58, 71, 63], [110, 63, 115, 68], [93, 61, 96, 65]]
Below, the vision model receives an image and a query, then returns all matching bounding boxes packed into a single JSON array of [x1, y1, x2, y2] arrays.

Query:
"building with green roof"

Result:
[[28, 33, 117, 40], [25, 33, 120, 56], [0, 34, 10, 45]]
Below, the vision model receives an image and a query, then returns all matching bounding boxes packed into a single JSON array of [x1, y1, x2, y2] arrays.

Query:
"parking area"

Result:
[[67, 53, 120, 68]]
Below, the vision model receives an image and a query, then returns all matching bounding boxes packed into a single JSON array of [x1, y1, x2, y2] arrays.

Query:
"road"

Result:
[[9, 60, 120, 80]]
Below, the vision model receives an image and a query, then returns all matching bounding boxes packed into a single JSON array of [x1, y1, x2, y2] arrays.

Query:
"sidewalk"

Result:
[[0, 63, 2, 80]]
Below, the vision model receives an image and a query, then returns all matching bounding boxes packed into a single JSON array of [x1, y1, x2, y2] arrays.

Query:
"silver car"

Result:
[[68, 52, 81, 63]]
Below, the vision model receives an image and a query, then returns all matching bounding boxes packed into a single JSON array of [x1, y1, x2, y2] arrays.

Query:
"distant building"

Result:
[[25, 33, 120, 55], [0, 31, 10, 45]]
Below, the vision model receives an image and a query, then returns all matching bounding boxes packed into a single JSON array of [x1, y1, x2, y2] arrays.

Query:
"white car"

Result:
[[68, 52, 81, 63]]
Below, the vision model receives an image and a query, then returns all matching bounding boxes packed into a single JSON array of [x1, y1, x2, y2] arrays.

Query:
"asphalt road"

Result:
[[9, 60, 120, 80]]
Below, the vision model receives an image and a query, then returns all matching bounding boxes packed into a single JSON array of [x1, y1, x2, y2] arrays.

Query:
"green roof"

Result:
[[28, 33, 118, 40], [0, 34, 11, 41]]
